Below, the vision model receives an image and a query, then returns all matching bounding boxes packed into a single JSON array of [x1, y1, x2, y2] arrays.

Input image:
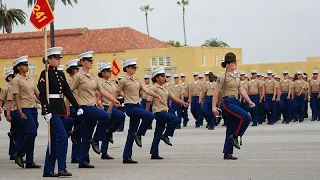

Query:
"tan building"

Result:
[[0, 27, 319, 87]]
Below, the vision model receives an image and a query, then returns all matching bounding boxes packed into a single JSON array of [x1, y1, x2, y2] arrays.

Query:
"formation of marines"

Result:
[[0, 49, 319, 177]]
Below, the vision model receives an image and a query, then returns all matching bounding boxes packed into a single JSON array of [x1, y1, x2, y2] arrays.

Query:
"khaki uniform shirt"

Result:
[[141, 84, 153, 99], [304, 81, 310, 91], [181, 81, 189, 97], [264, 79, 276, 94], [241, 80, 249, 92], [170, 83, 185, 99], [0, 85, 16, 110], [66, 76, 79, 106], [280, 79, 293, 93], [164, 82, 174, 90], [71, 70, 103, 106], [190, 80, 203, 96], [101, 79, 117, 106], [248, 79, 262, 95], [204, 81, 217, 96], [310, 79, 320, 93], [147, 83, 174, 113], [117, 75, 143, 104], [216, 72, 242, 97], [293, 80, 306, 93], [10, 74, 39, 108]]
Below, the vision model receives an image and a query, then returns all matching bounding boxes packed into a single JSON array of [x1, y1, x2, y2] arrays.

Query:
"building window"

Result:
[[4, 65, 9, 75], [202, 55, 206, 66], [151, 57, 157, 67], [165, 57, 171, 67], [158, 57, 164, 67], [28, 64, 36, 75], [97, 60, 105, 70], [215, 55, 219, 66]]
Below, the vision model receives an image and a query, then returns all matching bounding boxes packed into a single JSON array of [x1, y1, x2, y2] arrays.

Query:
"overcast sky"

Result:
[[4, 0, 320, 64]]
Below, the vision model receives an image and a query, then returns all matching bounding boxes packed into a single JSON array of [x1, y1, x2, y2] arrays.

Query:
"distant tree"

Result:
[[202, 38, 229, 47], [167, 40, 182, 47], [139, 5, 154, 36], [177, 0, 189, 46], [0, 3, 27, 34]]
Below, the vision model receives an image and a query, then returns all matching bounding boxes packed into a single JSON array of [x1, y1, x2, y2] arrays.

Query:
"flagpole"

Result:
[[44, 27, 51, 155]]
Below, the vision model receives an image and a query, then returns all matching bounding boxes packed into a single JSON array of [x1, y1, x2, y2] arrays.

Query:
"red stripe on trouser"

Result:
[[222, 99, 243, 136]]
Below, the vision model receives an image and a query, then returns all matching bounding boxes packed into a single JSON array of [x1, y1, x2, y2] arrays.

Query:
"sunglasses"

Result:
[[127, 65, 138, 70], [20, 63, 29, 67], [85, 59, 93, 62]]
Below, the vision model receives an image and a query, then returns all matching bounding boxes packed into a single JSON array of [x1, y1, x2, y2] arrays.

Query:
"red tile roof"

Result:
[[0, 27, 172, 59]]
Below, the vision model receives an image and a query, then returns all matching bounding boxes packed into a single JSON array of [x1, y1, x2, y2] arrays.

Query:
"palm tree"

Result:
[[202, 38, 229, 47], [166, 40, 182, 47], [139, 5, 154, 36], [27, 0, 78, 47], [0, 3, 27, 34], [177, 0, 189, 46]]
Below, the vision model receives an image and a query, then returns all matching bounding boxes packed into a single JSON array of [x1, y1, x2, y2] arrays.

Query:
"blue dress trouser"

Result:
[[101, 106, 126, 154], [258, 102, 265, 123], [181, 97, 189, 125], [293, 93, 305, 121], [7, 110, 19, 156], [203, 96, 216, 128], [44, 115, 68, 174], [117, 106, 125, 131], [310, 93, 320, 120], [221, 98, 251, 154], [191, 96, 202, 127], [15, 108, 38, 164], [169, 101, 182, 127], [123, 104, 154, 158], [69, 107, 83, 160], [78, 106, 111, 163], [280, 93, 290, 123], [141, 98, 153, 129], [248, 95, 259, 125], [150, 112, 179, 156], [264, 94, 275, 124]]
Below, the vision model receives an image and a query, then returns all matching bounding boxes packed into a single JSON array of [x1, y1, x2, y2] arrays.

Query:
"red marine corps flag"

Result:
[[29, 0, 55, 30], [112, 59, 121, 76]]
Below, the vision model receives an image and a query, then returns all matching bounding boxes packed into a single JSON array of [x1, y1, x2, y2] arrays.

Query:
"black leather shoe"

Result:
[[251, 123, 257, 126], [10, 155, 15, 160], [25, 162, 42, 168], [311, 118, 316, 121], [176, 126, 181, 129], [117, 129, 124, 132], [43, 172, 59, 177], [224, 153, 238, 160], [15, 156, 24, 168], [106, 131, 114, 144], [195, 125, 200, 128], [206, 124, 209, 128], [101, 153, 114, 160], [293, 119, 297, 122], [58, 169, 72, 177], [229, 135, 240, 149], [151, 155, 164, 160], [208, 126, 215, 130], [123, 158, 138, 164], [70, 131, 78, 145], [79, 162, 95, 168], [183, 124, 187, 127], [133, 132, 142, 147], [160, 135, 172, 146], [89, 139, 100, 154], [71, 158, 79, 163]]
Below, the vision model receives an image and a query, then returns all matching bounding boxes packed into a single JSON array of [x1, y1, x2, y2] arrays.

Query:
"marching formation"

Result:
[[0, 49, 319, 177]]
